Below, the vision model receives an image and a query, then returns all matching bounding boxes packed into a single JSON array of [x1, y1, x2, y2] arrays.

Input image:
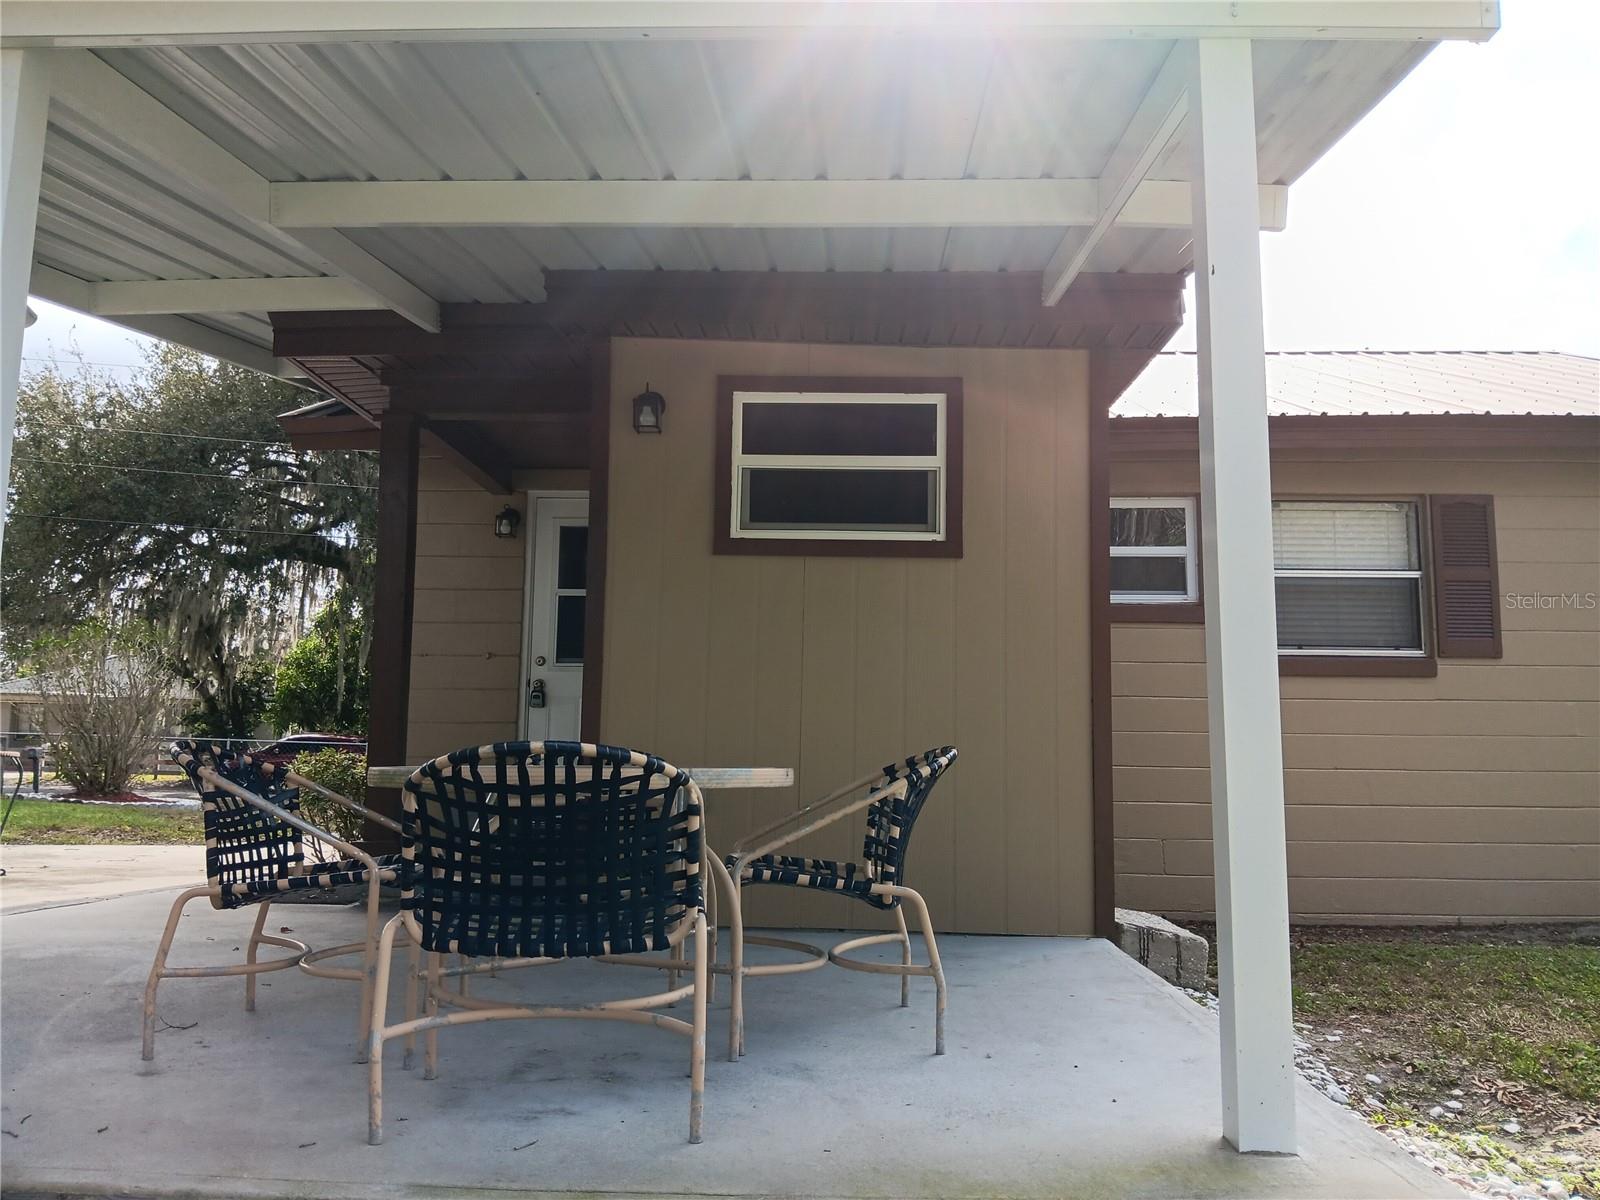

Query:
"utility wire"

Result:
[[22, 355, 151, 370], [22, 420, 376, 453], [12, 513, 366, 544], [21, 456, 377, 490]]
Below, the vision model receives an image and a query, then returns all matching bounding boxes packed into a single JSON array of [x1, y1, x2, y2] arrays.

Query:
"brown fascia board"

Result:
[[1109, 413, 1600, 454], [278, 411, 381, 451], [271, 270, 1186, 359]]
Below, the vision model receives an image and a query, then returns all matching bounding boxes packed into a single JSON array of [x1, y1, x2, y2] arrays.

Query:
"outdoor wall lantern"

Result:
[[493, 506, 522, 539], [632, 384, 666, 434]]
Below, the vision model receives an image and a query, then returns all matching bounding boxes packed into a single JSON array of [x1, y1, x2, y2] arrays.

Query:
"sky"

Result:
[[21, 0, 1600, 372]]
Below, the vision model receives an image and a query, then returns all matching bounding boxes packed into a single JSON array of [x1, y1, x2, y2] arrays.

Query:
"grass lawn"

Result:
[[0, 796, 202, 845], [1185, 923, 1600, 1194]]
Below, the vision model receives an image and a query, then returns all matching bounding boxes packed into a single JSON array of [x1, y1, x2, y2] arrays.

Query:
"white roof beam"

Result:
[[29, 266, 299, 379], [47, 51, 441, 331], [29, 268, 379, 316], [1042, 45, 1189, 306], [1, 3, 1502, 48], [271, 177, 1286, 232]]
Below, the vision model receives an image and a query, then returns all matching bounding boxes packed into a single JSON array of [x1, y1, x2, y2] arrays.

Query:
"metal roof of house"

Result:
[[1112, 351, 1600, 419], [5, 3, 1498, 376]]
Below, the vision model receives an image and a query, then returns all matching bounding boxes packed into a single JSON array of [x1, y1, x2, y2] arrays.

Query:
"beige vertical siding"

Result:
[[603, 339, 1094, 935], [404, 454, 586, 762], [1112, 447, 1600, 923]]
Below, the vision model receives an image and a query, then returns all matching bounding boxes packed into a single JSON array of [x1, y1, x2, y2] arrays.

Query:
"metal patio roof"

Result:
[[1113, 351, 1600, 419], [4, 3, 1503, 380]]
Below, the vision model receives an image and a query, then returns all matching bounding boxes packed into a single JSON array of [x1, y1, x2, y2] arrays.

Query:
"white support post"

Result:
[[1, 48, 51, 569], [1189, 37, 1297, 1155]]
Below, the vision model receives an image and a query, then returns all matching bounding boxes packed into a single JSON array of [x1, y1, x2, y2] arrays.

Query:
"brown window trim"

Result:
[[1109, 493, 1203, 622], [714, 375, 963, 558], [1108, 493, 1442, 673], [1278, 655, 1438, 678], [1111, 601, 1206, 624]]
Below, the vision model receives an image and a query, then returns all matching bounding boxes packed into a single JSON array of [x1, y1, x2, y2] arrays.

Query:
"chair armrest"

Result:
[[284, 769, 404, 835], [727, 771, 907, 869], [200, 767, 382, 876]]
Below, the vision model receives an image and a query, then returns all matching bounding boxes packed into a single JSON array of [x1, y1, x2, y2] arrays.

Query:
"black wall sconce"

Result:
[[493, 506, 522, 539], [632, 384, 666, 434]]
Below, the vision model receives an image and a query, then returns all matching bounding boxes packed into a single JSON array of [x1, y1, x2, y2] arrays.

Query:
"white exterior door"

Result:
[[521, 495, 588, 741]]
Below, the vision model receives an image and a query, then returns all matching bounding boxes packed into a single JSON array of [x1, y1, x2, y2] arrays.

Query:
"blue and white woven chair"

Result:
[[364, 741, 712, 1145], [722, 747, 957, 1061], [144, 741, 405, 1062]]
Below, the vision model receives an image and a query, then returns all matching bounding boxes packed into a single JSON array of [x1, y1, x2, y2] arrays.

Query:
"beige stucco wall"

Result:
[[405, 453, 586, 761], [1111, 446, 1600, 923], [602, 338, 1095, 935]]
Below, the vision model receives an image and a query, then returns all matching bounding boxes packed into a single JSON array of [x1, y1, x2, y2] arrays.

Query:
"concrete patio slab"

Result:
[[0, 844, 202, 913], [0, 889, 1460, 1200]]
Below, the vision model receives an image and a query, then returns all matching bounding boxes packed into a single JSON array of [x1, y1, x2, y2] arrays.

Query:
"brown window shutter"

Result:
[[1429, 495, 1502, 658]]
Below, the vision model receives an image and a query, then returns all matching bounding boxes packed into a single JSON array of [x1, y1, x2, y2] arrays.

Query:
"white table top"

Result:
[[366, 764, 793, 790]]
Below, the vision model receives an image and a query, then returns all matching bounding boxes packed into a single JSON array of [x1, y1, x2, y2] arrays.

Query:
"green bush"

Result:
[[290, 748, 368, 846]]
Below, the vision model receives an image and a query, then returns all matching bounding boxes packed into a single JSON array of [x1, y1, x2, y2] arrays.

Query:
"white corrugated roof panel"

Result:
[[1113, 351, 1600, 419]]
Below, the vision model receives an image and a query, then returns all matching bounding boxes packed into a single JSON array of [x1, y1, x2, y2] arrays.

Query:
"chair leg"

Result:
[[244, 901, 273, 1012], [729, 878, 746, 1060], [666, 937, 684, 1004], [141, 885, 210, 1062], [354, 873, 384, 1063], [705, 865, 718, 1006], [689, 911, 708, 1145], [900, 888, 947, 1055], [893, 904, 912, 1008], [367, 914, 403, 1146], [401, 927, 421, 1071], [423, 951, 441, 1080]]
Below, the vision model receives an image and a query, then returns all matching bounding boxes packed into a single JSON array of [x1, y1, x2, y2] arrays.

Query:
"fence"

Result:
[[0, 733, 369, 794]]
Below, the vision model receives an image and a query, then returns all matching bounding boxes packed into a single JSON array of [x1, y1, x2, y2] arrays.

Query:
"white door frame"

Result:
[[518, 489, 589, 741]]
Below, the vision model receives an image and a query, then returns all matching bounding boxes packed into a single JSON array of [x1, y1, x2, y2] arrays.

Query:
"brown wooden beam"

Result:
[[278, 412, 381, 451], [580, 339, 611, 742], [388, 382, 588, 421], [422, 423, 514, 495], [271, 270, 1185, 359], [1088, 347, 1165, 942], [364, 411, 420, 848]]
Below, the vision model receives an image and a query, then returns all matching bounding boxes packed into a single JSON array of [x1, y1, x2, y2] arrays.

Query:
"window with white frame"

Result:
[[1111, 497, 1198, 603], [729, 390, 948, 542], [1273, 500, 1425, 655]]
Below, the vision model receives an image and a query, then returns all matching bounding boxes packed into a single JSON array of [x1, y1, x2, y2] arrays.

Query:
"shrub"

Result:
[[290, 748, 368, 846], [33, 623, 175, 797]]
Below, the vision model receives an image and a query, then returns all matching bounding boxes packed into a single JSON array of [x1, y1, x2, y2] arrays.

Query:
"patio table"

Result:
[[366, 764, 793, 790]]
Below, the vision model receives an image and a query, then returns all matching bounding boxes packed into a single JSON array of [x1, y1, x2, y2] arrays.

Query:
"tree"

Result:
[[269, 588, 370, 734], [2, 347, 376, 735], [33, 622, 174, 797]]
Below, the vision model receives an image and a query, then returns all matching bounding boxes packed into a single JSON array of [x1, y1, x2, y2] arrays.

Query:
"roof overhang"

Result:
[[0, 3, 1503, 47], [12, 2, 1498, 386]]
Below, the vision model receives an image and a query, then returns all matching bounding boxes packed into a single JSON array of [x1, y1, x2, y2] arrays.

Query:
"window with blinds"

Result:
[[1273, 501, 1425, 655]]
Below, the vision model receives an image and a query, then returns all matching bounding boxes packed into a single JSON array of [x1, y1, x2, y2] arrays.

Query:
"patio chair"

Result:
[[143, 740, 405, 1062], [722, 746, 957, 1061], [364, 740, 712, 1145]]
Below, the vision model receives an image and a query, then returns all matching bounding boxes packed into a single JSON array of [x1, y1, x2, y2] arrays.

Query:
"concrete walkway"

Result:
[[0, 844, 201, 913], [0, 889, 1462, 1200]]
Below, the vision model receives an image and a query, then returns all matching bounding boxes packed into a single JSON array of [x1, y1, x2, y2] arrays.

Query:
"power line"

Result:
[[22, 419, 376, 453], [22, 355, 150, 370], [22, 456, 376, 490], [12, 513, 366, 544]]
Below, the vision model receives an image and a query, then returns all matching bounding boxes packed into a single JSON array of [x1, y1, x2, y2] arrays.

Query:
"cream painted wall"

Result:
[[1111, 446, 1600, 923], [602, 339, 1095, 935]]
